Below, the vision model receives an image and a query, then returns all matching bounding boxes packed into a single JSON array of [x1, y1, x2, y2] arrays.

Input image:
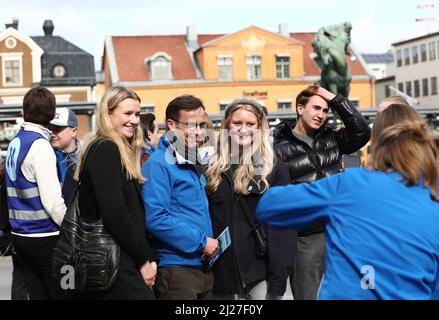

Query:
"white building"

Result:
[[393, 31, 439, 107], [362, 52, 395, 106], [362, 52, 394, 80]]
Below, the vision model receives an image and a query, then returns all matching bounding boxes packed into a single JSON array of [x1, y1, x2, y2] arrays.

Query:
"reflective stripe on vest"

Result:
[[9, 209, 49, 220], [7, 187, 40, 199]]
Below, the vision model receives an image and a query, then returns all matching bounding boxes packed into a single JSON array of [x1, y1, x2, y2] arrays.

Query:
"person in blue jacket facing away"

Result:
[[142, 94, 219, 300], [256, 104, 439, 299]]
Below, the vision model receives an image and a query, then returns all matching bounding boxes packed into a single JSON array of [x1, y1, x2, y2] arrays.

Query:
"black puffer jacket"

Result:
[[273, 95, 370, 236]]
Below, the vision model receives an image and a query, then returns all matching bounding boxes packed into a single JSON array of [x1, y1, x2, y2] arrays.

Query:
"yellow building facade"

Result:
[[101, 26, 374, 124]]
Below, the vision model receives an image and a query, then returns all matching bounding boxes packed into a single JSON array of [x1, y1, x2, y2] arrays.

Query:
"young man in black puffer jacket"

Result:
[[273, 84, 370, 300]]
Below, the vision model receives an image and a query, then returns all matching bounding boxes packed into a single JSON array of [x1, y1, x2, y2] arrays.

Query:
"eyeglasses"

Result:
[[171, 119, 208, 130]]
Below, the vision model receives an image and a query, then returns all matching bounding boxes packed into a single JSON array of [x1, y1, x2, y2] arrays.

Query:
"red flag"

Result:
[[417, 3, 437, 9], [416, 17, 438, 21]]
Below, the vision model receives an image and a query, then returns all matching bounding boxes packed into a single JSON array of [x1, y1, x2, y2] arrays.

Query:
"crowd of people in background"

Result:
[[0, 83, 438, 300]]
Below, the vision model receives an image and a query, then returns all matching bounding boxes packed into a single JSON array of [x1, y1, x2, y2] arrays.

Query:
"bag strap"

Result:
[[223, 171, 260, 231], [77, 137, 106, 184], [64, 137, 106, 218]]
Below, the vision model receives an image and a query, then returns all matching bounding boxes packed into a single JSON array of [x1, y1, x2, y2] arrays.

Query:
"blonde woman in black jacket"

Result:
[[75, 86, 158, 299], [205, 99, 297, 300]]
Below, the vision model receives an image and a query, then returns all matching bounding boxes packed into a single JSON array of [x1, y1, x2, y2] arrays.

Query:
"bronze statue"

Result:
[[312, 22, 353, 97]]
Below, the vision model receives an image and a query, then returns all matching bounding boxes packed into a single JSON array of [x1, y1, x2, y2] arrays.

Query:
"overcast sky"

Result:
[[2, 0, 439, 69]]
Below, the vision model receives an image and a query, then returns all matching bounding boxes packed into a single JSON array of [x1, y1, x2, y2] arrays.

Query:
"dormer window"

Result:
[[145, 52, 172, 81], [52, 64, 66, 78]]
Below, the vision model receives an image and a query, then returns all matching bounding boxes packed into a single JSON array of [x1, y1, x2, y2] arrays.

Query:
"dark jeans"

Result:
[[290, 232, 326, 300], [12, 235, 62, 300], [11, 250, 28, 300], [155, 267, 214, 300]]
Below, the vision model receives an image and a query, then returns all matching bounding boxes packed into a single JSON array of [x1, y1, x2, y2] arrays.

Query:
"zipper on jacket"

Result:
[[288, 130, 325, 179], [310, 141, 325, 179], [295, 137, 325, 179], [230, 198, 246, 290], [234, 244, 247, 289]]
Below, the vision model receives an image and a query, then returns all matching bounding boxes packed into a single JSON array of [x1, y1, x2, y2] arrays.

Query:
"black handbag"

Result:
[[224, 172, 268, 258], [52, 138, 120, 293]]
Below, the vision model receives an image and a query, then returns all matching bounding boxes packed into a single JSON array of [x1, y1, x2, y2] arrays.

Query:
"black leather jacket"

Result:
[[273, 95, 370, 236]]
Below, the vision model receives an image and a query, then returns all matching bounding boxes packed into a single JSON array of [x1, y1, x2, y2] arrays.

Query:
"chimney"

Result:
[[279, 23, 289, 38], [5, 17, 19, 30], [186, 25, 198, 48], [43, 20, 54, 36]]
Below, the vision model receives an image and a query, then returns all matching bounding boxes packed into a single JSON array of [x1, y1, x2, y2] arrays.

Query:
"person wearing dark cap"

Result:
[[49, 108, 81, 206]]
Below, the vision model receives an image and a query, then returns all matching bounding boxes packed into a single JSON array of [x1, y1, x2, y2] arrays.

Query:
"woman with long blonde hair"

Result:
[[206, 98, 296, 300], [256, 104, 439, 299], [75, 86, 158, 299]]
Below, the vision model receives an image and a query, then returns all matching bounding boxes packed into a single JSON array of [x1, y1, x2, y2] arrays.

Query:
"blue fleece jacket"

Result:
[[141, 135, 212, 268], [256, 168, 439, 300]]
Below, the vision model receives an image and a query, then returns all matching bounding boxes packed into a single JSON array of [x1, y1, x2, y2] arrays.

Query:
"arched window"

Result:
[[145, 52, 172, 81]]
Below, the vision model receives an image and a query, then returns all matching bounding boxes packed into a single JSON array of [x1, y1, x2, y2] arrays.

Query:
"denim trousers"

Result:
[[290, 232, 326, 300]]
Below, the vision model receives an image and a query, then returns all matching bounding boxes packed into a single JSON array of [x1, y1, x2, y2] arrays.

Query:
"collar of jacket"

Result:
[[225, 166, 264, 194], [21, 122, 51, 140], [274, 118, 333, 143], [158, 133, 197, 165], [54, 139, 81, 165], [54, 139, 81, 157], [144, 140, 156, 155]]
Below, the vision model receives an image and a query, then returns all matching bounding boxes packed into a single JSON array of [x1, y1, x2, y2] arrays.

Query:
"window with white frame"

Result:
[[385, 85, 391, 98], [421, 44, 427, 62], [429, 42, 436, 60], [247, 56, 262, 80], [276, 56, 290, 79], [431, 77, 438, 95], [422, 78, 429, 96], [217, 56, 233, 81], [141, 105, 155, 114], [52, 64, 66, 78], [146, 53, 172, 81], [396, 50, 402, 67], [2, 54, 23, 86], [277, 100, 292, 112], [405, 81, 412, 97], [404, 48, 410, 65], [219, 101, 231, 112], [151, 57, 171, 80], [412, 46, 419, 64], [414, 80, 420, 97]]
